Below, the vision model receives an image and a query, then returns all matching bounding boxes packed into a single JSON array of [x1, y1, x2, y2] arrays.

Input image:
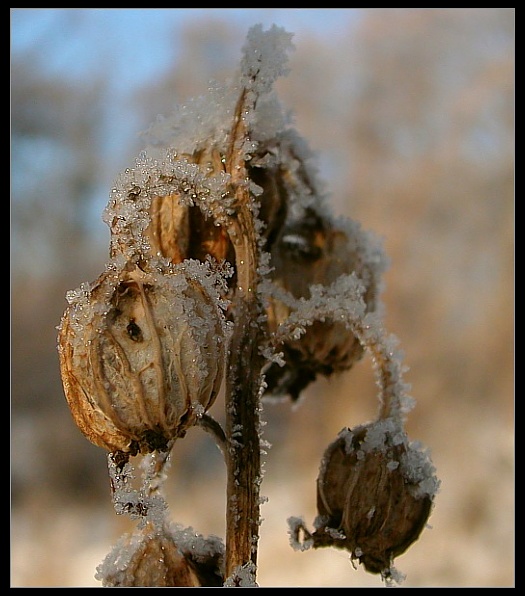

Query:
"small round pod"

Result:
[[265, 208, 386, 400], [98, 523, 224, 587], [57, 259, 229, 456], [314, 422, 437, 576]]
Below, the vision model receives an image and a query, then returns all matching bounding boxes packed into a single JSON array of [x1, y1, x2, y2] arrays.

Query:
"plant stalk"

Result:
[[224, 302, 264, 581], [223, 85, 265, 583]]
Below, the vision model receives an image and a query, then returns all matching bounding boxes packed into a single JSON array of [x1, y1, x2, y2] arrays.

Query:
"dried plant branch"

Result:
[[57, 24, 438, 588], [222, 85, 265, 583]]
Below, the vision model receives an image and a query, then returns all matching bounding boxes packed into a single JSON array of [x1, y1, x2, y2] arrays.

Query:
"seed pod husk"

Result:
[[313, 423, 434, 575], [98, 524, 224, 587], [146, 192, 190, 264], [265, 209, 384, 400], [57, 260, 228, 455], [145, 191, 235, 266]]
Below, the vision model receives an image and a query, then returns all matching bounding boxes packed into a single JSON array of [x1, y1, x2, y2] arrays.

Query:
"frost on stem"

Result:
[[223, 561, 259, 587]]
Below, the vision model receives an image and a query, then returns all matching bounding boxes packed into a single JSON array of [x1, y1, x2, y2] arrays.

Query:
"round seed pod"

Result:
[[57, 260, 228, 455], [98, 524, 224, 587], [265, 208, 386, 400], [314, 423, 436, 575]]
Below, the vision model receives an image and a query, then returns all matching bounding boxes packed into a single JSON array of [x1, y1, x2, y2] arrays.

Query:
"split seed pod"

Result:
[[265, 208, 385, 400], [313, 423, 435, 575], [146, 191, 234, 266], [58, 260, 228, 455]]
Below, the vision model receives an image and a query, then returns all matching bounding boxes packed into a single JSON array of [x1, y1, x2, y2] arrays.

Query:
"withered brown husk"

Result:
[[145, 192, 235, 266], [313, 423, 434, 575], [99, 524, 224, 587], [264, 209, 382, 400], [57, 260, 227, 455], [146, 192, 190, 264]]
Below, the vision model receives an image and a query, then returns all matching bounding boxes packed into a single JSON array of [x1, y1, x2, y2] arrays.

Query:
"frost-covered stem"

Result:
[[223, 87, 264, 582], [273, 296, 409, 426], [224, 303, 264, 581], [350, 320, 408, 426], [140, 445, 173, 497]]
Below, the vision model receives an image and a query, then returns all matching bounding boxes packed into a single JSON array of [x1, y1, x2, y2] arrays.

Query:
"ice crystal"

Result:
[[287, 516, 313, 552], [224, 561, 258, 587], [400, 442, 441, 498]]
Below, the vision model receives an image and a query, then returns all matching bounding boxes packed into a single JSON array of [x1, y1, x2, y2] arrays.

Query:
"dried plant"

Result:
[[57, 24, 439, 587]]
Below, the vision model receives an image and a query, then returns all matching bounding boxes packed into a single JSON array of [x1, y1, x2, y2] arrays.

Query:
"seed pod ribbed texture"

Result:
[[315, 423, 434, 575], [58, 260, 228, 455]]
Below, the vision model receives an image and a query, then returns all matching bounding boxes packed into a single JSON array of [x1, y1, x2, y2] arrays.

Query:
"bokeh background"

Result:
[[11, 8, 514, 587]]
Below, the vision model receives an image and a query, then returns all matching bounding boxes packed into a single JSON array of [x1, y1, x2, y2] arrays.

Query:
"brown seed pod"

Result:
[[98, 524, 224, 587], [264, 209, 385, 400], [313, 423, 435, 575], [57, 260, 228, 455]]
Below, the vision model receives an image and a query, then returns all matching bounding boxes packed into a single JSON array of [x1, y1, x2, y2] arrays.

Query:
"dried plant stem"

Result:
[[197, 413, 227, 456], [223, 87, 265, 582], [349, 322, 407, 425], [224, 304, 264, 580]]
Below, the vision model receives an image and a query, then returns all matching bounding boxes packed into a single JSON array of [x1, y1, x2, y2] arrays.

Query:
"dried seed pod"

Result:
[[98, 524, 224, 587], [57, 260, 228, 455], [265, 209, 385, 400], [313, 423, 436, 575]]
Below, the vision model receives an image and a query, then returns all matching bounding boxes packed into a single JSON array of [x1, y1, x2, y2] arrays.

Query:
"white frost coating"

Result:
[[95, 531, 143, 582], [286, 516, 313, 552], [240, 24, 294, 93], [103, 150, 235, 263], [383, 566, 407, 587], [335, 217, 390, 285], [224, 561, 258, 587], [272, 273, 368, 345], [400, 442, 441, 498], [142, 24, 294, 164], [167, 522, 225, 566], [360, 419, 404, 452], [96, 522, 225, 586], [144, 84, 240, 158], [249, 95, 287, 143], [107, 454, 169, 529]]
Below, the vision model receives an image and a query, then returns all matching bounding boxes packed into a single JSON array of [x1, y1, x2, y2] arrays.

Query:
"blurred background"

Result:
[[11, 8, 514, 587]]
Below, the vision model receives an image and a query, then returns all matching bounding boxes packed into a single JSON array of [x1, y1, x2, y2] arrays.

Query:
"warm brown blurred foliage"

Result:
[[11, 9, 514, 586]]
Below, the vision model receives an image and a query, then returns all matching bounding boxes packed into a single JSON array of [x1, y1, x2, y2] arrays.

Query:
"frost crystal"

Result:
[[287, 516, 313, 552], [224, 561, 258, 587], [240, 24, 294, 93], [400, 442, 441, 498]]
